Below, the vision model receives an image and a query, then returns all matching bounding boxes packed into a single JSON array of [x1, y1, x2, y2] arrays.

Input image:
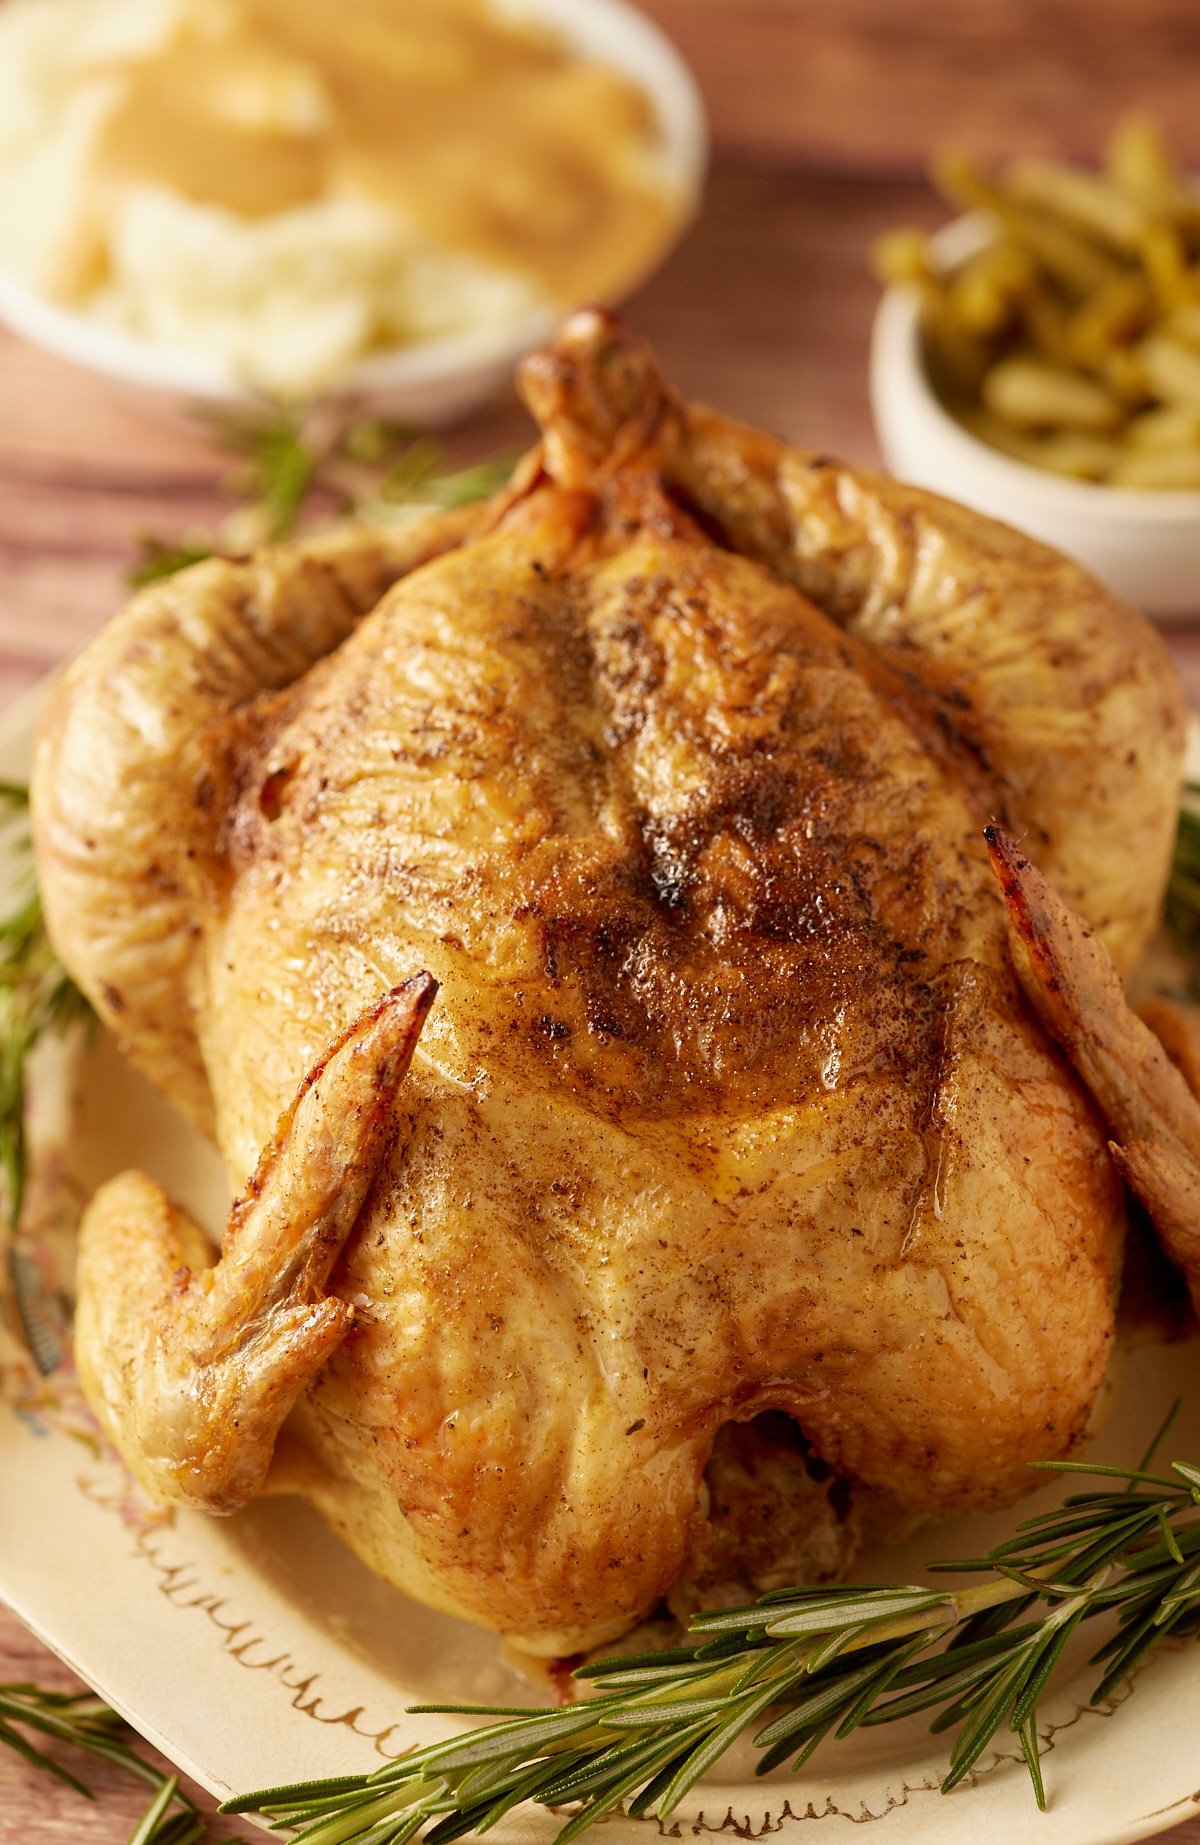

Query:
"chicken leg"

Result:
[[32, 511, 489, 1133], [74, 975, 436, 1513]]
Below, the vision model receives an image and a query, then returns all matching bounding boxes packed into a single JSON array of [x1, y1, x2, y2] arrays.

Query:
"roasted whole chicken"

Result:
[[33, 312, 1186, 1657]]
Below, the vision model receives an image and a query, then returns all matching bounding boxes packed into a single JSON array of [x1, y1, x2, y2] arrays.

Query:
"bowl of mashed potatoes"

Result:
[[0, 0, 705, 418]]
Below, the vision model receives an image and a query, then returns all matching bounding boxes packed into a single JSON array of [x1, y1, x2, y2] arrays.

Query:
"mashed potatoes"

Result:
[[0, 0, 676, 396]]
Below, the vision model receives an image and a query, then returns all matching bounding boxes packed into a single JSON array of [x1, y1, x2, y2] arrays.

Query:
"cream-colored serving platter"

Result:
[[2, 681, 1200, 1845]]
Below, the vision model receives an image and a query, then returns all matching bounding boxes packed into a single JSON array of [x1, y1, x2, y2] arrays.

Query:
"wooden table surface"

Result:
[[3, 160, 1200, 1842]]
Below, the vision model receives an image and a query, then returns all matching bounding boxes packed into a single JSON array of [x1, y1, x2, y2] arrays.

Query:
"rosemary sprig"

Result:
[[0, 783, 92, 1226], [217, 402, 318, 542], [357, 434, 522, 516], [224, 1418, 1200, 1835], [1165, 780, 1200, 965], [129, 406, 515, 586], [127, 538, 223, 590], [0, 1682, 212, 1842]]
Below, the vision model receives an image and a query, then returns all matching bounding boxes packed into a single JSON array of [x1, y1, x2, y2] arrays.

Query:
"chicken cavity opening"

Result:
[[668, 1412, 861, 1622]]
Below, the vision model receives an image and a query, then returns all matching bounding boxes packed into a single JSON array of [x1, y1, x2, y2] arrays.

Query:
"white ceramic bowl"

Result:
[[0, 0, 706, 425], [870, 217, 1200, 621]]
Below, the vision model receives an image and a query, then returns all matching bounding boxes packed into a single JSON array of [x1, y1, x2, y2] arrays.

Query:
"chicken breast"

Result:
[[32, 311, 1185, 1655]]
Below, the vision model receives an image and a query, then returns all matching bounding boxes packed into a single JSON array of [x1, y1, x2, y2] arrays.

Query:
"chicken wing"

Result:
[[987, 826, 1200, 1314], [74, 977, 435, 1512]]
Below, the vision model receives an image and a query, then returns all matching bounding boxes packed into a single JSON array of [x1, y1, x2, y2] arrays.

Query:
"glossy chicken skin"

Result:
[[33, 313, 1185, 1655]]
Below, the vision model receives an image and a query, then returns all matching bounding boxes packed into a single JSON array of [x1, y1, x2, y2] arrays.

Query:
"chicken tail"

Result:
[[985, 824, 1200, 1310], [73, 975, 436, 1515]]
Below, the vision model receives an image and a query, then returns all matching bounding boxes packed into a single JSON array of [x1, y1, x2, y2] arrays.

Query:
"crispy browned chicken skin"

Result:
[[33, 312, 1185, 1654]]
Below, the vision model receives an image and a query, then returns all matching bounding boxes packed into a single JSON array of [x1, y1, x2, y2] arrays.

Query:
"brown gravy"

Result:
[[91, 0, 675, 302]]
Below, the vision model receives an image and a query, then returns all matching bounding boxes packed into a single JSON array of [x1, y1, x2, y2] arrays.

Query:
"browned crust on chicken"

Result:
[[34, 311, 1183, 1654]]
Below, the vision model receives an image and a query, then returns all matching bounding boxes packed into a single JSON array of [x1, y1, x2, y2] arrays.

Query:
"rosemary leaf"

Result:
[[0, 790, 92, 1228], [1165, 786, 1200, 964], [832, 1631, 935, 1740], [0, 1711, 96, 1798], [1018, 1714, 1047, 1813], [127, 537, 216, 588], [940, 1648, 1029, 1792], [1007, 1602, 1088, 1729], [1157, 1503, 1186, 1565], [127, 1774, 183, 1845], [1136, 1397, 1182, 1472]]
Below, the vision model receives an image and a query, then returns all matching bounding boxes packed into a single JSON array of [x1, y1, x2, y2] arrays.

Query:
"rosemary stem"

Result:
[[949, 1577, 1039, 1620], [776, 1576, 1020, 1669]]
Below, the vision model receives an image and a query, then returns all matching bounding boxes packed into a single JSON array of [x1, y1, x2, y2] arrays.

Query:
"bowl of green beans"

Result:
[[870, 117, 1200, 620]]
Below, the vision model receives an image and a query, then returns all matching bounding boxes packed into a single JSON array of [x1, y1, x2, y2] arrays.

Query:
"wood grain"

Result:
[[2, 156, 1200, 1844], [639, 0, 1200, 173], [0, 1605, 249, 1841]]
